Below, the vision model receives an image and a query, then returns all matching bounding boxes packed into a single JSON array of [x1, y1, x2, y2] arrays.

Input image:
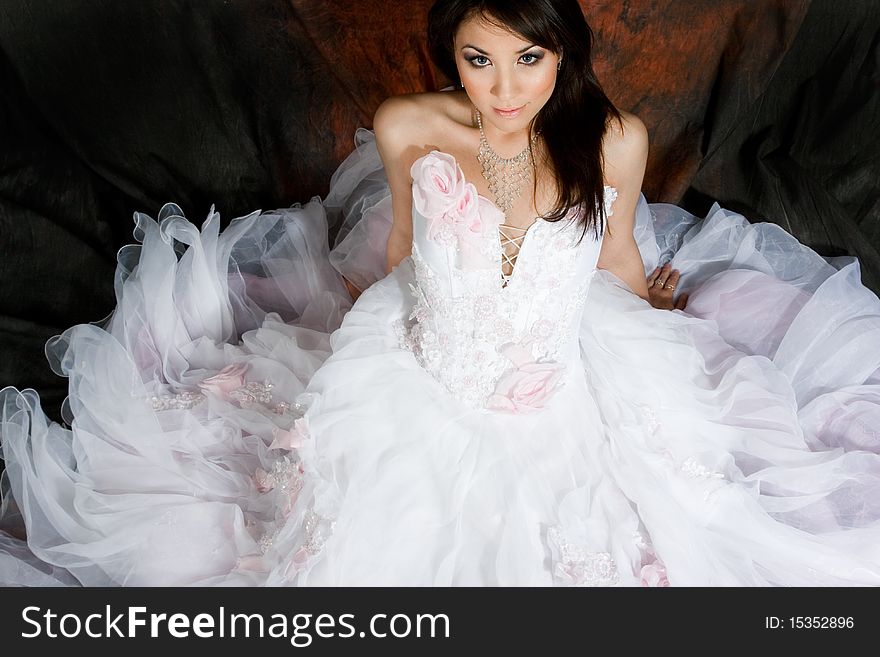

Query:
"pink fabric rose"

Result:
[[254, 467, 274, 493], [411, 151, 503, 242], [640, 560, 670, 587], [284, 547, 312, 579], [486, 343, 565, 413], [236, 555, 269, 572], [455, 183, 483, 234], [410, 151, 466, 219], [197, 362, 248, 399], [269, 417, 310, 451], [556, 562, 585, 586]]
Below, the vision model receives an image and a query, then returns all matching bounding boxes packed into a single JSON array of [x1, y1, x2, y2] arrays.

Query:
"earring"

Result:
[[557, 58, 563, 70]]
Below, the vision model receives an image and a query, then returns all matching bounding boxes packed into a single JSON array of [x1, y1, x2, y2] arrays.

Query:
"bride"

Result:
[[2, 0, 880, 586]]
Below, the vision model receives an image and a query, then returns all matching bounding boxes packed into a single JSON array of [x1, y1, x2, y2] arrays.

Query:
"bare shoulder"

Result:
[[373, 93, 433, 144], [603, 111, 648, 163], [373, 91, 470, 159], [602, 110, 648, 185]]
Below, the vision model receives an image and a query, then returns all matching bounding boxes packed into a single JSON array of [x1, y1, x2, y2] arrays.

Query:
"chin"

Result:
[[491, 114, 539, 134]]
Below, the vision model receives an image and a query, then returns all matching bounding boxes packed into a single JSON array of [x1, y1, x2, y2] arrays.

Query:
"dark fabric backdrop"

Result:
[[1, 0, 878, 422]]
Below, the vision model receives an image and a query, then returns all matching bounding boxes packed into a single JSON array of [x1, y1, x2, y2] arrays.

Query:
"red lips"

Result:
[[493, 105, 524, 118]]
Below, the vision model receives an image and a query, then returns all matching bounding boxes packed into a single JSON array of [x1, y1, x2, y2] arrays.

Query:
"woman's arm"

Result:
[[340, 96, 421, 300], [373, 96, 421, 274], [596, 112, 651, 301]]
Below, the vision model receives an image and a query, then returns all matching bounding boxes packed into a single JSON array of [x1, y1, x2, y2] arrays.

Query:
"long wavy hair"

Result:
[[428, 0, 621, 238]]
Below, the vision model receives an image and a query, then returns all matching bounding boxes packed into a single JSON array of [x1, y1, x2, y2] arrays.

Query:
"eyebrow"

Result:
[[460, 44, 537, 55]]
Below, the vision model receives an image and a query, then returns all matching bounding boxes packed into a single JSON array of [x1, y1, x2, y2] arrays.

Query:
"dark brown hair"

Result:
[[428, 0, 621, 238]]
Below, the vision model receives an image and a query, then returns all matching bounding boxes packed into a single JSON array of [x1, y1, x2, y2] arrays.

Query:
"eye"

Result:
[[467, 55, 491, 68], [519, 53, 543, 65]]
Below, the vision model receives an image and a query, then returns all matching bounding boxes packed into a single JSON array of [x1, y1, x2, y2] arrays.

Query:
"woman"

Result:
[[1, 0, 879, 586]]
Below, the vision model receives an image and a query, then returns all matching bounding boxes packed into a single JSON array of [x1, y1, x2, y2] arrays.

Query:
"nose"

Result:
[[490, 65, 520, 104]]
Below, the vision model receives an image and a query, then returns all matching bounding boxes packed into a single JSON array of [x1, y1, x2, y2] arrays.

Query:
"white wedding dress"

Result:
[[2, 130, 880, 586]]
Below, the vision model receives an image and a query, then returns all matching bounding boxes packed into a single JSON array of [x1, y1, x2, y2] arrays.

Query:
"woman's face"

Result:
[[453, 14, 561, 138]]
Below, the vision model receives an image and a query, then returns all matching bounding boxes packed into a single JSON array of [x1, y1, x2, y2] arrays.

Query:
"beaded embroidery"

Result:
[[680, 457, 726, 480], [547, 526, 620, 587], [150, 390, 205, 411]]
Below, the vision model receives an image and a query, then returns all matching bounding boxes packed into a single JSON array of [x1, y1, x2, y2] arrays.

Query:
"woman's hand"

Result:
[[647, 262, 688, 310], [343, 277, 363, 302]]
